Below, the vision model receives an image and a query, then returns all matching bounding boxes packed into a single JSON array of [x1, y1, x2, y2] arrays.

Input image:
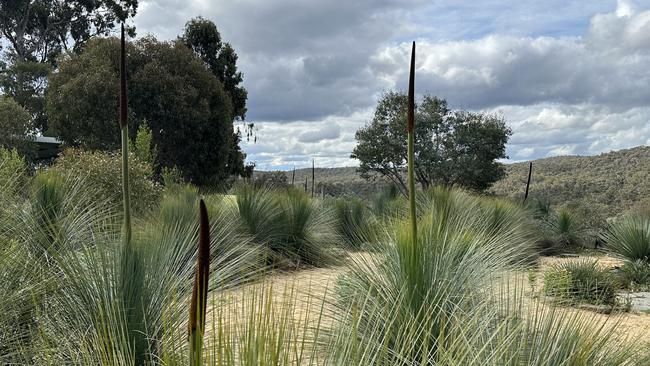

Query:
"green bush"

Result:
[[543, 260, 619, 306], [621, 260, 650, 290], [51, 148, 162, 215], [602, 215, 650, 263], [0, 147, 28, 200]]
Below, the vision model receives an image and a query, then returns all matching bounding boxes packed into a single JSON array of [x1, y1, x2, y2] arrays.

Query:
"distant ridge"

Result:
[[257, 145, 650, 217], [490, 145, 650, 218]]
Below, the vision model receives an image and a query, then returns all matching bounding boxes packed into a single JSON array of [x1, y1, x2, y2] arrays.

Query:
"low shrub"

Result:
[[543, 260, 619, 306], [621, 260, 650, 290], [51, 148, 162, 215], [602, 215, 650, 263], [0, 147, 28, 200]]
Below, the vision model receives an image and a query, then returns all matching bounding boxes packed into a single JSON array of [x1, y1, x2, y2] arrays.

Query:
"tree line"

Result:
[[0, 1, 251, 185]]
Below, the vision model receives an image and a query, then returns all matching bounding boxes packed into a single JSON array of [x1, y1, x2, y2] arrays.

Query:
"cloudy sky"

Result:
[[133, 0, 650, 170]]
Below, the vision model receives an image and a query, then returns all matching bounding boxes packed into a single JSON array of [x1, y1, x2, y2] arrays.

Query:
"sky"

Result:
[[132, 0, 650, 170]]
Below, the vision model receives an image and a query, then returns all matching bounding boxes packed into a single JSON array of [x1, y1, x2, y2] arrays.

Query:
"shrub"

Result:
[[51, 148, 162, 215], [621, 260, 650, 290], [543, 260, 619, 306], [278, 189, 338, 266], [602, 215, 650, 263], [0, 147, 27, 200]]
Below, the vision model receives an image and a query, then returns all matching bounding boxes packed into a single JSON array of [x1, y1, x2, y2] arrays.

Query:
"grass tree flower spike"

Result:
[[407, 41, 417, 249], [189, 199, 211, 365], [119, 23, 131, 245]]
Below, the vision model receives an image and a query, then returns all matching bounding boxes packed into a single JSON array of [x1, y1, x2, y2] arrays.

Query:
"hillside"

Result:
[[258, 145, 650, 217], [490, 145, 650, 218]]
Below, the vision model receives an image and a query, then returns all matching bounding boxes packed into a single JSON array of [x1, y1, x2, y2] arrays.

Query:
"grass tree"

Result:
[[189, 200, 210, 365]]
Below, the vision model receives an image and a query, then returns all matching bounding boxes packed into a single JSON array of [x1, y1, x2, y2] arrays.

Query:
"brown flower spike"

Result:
[[407, 41, 415, 133], [189, 199, 210, 339]]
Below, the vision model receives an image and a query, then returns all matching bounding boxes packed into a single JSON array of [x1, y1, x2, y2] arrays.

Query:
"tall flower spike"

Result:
[[407, 42, 415, 133], [189, 199, 211, 365], [407, 42, 417, 247], [119, 23, 128, 128]]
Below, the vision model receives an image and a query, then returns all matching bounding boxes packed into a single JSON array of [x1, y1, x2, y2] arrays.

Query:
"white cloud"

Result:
[[132, 1, 650, 169]]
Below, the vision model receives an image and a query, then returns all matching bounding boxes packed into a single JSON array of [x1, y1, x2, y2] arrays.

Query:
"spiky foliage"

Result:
[[30, 190, 258, 364], [232, 185, 339, 268], [552, 208, 584, 247], [278, 189, 339, 266], [602, 215, 650, 263], [335, 186, 537, 363], [543, 260, 620, 306], [332, 197, 378, 250], [621, 259, 650, 289]]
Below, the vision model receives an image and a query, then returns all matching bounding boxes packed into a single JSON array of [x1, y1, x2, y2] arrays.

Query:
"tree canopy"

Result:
[[351, 91, 511, 192], [0, 96, 35, 158], [0, 0, 137, 63], [46, 35, 243, 185], [181, 17, 247, 120], [0, 0, 138, 131]]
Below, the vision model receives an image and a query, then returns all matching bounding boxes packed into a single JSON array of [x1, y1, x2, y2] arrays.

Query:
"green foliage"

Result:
[[491, 146, 650, 219], [130, 121, 157, 170], [0, 147, 28, 199], [332, 197, 378, 250], [371, 184, 404, 219], [253, 170, 289, 189], [232, 185, 338, 268], [543, 260, 619, 306], [46, 35, 242, 185], [352, 91, 511, 192], [162, 166, 186, 192], [0, 96, 35, 158], [602, 215, 650, 262], [552, 207, 584, 247], [51, 148, 162, 215], [0, 62, 51, 132], [0, 0, 137, 63], [621, 260, 650, 290], [529, 203, 585, 254], [335, 187, 536, 362], [181, 17, 248, 120]]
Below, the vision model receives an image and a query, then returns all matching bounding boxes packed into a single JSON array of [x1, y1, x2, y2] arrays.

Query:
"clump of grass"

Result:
[[332, 196, 378, 250], [232, 184, 338, 268], [602, 215, 650, 263], [278, 189, 338, 267], [543, 260, 620, 306], [551, 207, 584, 247], [620, 259, 650, 290]]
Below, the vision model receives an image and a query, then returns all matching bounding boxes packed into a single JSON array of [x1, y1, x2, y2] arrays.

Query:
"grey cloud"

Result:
[[133, 1, 650, 169], [298, 123, 341, 143]]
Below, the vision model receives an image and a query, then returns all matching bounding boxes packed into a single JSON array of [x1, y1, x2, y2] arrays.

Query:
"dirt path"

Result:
[[206, 252, 650, 355]]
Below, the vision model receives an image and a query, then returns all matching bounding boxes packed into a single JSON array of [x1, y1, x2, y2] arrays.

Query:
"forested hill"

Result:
[[257, 145, 650, 217], [490, 145, 650, 218]]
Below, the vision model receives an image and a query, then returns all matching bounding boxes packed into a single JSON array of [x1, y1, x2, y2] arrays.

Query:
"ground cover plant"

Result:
[[543, 260, 621, 306]]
